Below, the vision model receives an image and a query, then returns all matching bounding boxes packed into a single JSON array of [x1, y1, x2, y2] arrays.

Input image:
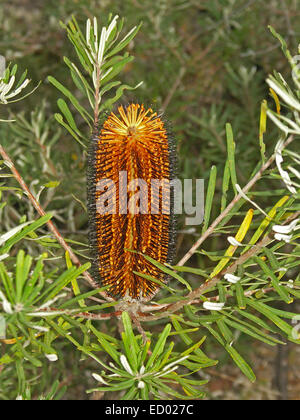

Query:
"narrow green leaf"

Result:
[[59, 287, 110, 309], [225, 123, 237, 194], [263, 247, 279, 270], [254, 256, 292, 304], [202, 165, 217, 233], [221, 160, 230, 212], [90, 324, 120, 364], [202, 323, 225, 346], [146, 324, 171, 369], [100, 80, 121, 96], [224, 317, 280, 346], [216, 319, 233, 343], [121, 311, 139, 371], [37, 262, 90, 302], [246, 298, 295, 337], [133, 270, 176, 294], [122, 385, 138, 400], [141, 254, 192, 291], [184, 305, 222, 323], [57, 98, 80, 134], [101, 81, 143, 111], [225, 344, 256, 382], [100, 56, 134, 86], [16, 251, 32, 302], [48, 76, 92, 125], [217, 283, 226, 304], [1, 214, 52, 254], [0, 262, 15, 303], [235, 283, 246, 309], [235, 307, 279, 334], [54, 113, 86, 147], [87, 379, 135, 394], [259, 100, 267, 163], [268, 25, 293, 62], [172, 265, 209, 278], [105, 23, 142, 59]]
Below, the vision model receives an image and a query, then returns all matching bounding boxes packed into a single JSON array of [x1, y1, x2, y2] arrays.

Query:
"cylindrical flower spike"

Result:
[[87, 104, 176, 300]]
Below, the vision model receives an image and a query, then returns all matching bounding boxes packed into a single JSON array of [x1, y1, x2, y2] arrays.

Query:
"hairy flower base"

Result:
[[87, 104, 176, 300]]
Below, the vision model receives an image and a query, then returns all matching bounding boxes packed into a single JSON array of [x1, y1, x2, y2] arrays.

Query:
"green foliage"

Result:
[[48, 15, 142, 146], [85, 312, 212, 399]]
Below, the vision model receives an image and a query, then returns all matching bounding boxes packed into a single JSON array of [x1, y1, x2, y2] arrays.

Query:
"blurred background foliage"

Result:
[[0, 0, 300, 400]]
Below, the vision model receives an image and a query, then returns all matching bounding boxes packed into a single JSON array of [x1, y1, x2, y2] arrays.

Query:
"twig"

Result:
[[131, 313, 148, 344], [0, 144, 112, 301], [161, 67, 186, 113], [74, 310, 121, 320], [35, 135, 58, 178], [147, 10, 185, 66], [177, 135, 295, 266]]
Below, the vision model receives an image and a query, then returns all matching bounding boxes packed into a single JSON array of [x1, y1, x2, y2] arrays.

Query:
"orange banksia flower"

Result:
[[87, 104, 176, 300]]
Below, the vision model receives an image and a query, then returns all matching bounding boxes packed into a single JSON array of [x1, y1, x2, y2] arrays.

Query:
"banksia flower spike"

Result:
[[87, 103, 176, 300]]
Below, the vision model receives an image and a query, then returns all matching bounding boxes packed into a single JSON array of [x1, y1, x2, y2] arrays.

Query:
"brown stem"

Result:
[[74, 310, 121, 320], [131, 313, 148, 344]]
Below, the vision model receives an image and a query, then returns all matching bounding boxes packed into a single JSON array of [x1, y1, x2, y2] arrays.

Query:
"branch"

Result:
[[73, 310, 121, 320]]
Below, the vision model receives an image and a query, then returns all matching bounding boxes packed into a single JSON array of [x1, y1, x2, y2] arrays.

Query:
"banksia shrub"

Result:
[[0, 8, 300, 401]]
